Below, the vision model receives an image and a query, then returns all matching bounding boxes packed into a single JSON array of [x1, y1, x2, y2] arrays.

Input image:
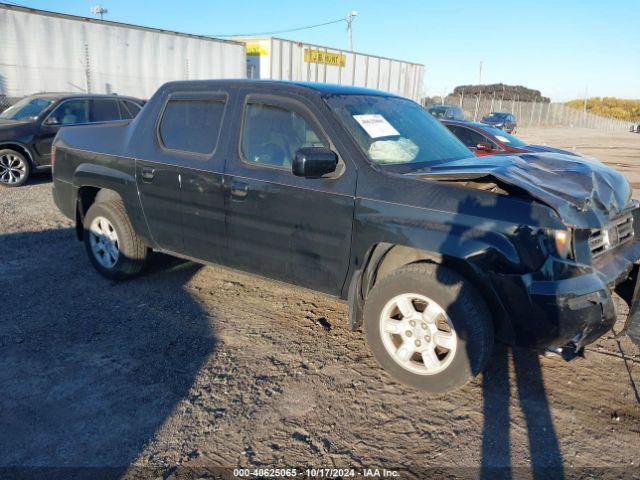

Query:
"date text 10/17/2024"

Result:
[[233, 468, 401, 478]]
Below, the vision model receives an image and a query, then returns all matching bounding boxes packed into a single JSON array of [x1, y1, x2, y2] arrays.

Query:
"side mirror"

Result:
[[43, 117, 60, 127], [476, 142, 494, 152], [292, 147, 338, 178]]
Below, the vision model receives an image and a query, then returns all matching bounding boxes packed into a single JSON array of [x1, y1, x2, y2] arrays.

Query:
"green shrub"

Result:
[[566, 97, 640, 121]]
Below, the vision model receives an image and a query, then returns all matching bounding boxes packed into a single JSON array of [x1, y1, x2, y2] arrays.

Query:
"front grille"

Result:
[[589, 213, 634, 258]]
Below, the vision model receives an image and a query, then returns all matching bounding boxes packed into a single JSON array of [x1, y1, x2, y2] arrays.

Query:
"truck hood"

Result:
[[412, 152, 632, 227]]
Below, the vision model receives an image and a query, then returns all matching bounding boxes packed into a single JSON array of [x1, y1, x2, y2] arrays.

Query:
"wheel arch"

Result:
[[0, 142, 36, 168], [75, 186, 125, 240], [71, 162, 152, 246], [348, 242, 514, 343]]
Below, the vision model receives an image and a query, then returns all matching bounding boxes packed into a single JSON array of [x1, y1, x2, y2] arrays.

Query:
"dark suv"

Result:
[[52, 80, 640, 392], [0, 93, 144, 186], [426, 104, 465, 120], [480, 112, 517, 133]]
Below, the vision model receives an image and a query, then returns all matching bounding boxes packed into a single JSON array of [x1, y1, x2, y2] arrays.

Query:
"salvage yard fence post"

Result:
[[437, 93, 634, 132]]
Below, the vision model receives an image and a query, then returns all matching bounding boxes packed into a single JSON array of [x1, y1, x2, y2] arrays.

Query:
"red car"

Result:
[[443, 120, 579, 157]]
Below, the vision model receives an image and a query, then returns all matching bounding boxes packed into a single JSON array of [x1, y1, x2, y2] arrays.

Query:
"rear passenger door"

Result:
[[175, 93, 229, 262], [136, 92, 229, 256], [223, 92, 356, 295]]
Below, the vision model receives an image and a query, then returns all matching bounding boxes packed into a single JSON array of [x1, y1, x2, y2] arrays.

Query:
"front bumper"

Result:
[[490, 238, 640, 349]]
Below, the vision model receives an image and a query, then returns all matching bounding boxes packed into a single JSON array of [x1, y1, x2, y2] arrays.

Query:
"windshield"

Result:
[[482, 126, 527, 147], [427, 106, 448, 118], [0, 97, 53, 121], [484, 113, 508, 120], [327, 95, 473, 167]]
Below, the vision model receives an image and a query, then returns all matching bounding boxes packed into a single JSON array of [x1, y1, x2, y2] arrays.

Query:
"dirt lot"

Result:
[[1, 127, 639, 479]]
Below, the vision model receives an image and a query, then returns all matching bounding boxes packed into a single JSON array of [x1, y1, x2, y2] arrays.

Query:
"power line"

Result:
[[2, 3, 352, 45], [2, 3, 349, 41], [1, 1, 31, 8], [209, 17, 346, 38]]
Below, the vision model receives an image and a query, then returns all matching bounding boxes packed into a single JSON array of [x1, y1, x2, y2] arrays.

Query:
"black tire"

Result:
[[83, 200, 148, 280], [363, 263, 494, 392], [0, 149, 30, 187]]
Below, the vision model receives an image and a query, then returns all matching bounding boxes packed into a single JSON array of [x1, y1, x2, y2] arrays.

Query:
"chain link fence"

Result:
[[426, 93, 634, 132], [0, 96, 21, 114]]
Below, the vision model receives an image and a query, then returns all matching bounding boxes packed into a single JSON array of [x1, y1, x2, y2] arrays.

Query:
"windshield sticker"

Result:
[[353, 114, 400, 138], [495, 135, 511, 143]]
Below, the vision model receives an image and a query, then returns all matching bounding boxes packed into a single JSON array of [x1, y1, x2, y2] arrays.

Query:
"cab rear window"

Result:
[[159, 99, 226, 154]]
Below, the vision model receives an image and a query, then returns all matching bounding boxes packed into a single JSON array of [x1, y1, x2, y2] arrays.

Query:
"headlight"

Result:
[[548, 229, 573, 259]]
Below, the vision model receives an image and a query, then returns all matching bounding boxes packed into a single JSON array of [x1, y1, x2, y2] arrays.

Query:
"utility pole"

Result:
[[91, 5, 108, 20], [478, 61, 483, 85], [346, 11, 358, 51]]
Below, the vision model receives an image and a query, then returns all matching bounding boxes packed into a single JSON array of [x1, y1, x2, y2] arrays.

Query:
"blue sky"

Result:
[[9, 0, 640, 101]]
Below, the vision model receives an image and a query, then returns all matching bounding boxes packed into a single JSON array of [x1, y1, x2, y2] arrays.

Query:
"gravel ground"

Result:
[[1, 127, 639, 479]]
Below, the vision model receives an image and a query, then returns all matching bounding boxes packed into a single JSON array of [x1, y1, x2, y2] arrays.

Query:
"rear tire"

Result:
[[0, 149, 30, 187], [83, 200, 148, 280], [363, 263, 494, 393]]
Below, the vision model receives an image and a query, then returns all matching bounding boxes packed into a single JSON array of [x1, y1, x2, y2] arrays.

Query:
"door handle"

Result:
[[230, 181, 248, 199], [141, 166, 155, 182]]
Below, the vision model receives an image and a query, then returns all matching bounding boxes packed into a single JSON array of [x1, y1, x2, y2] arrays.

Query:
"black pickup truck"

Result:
[[52, 80, 640, 392]]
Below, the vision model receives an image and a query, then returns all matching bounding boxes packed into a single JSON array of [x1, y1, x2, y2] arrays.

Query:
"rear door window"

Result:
[[119, 100, 142, 119], [159, 97, 226, 154], [90, 99, 121, 122], [241, 101, 327, 169]]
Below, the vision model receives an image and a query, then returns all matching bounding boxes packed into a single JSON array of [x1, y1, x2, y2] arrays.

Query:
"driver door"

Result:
[[223, 92, 357, 295]]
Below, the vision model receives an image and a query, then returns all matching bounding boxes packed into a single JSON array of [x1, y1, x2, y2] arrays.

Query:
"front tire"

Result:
[[83, 200, 148, 280], [363, 263, 494, 392], [0, 149, 30, 187]]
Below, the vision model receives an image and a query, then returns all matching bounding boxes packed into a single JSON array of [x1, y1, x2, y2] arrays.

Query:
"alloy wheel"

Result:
[[379, 293, 457, 375], [89, 216, 120, 269], [0, 153, 26, 185]]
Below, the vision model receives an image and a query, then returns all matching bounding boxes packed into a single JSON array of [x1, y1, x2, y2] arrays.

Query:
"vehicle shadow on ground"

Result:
[[0, 228, 215, 479], [479, 345, 563, 479], [25, 170, 52, 186], [433, 195, 564, 479]]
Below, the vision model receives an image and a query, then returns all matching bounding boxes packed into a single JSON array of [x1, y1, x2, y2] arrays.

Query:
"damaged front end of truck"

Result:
[[414, 152, 640, 352]]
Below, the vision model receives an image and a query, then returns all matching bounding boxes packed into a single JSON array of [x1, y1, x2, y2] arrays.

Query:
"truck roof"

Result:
[[161, 79, 404, 99], [291, 81, 403, 98]]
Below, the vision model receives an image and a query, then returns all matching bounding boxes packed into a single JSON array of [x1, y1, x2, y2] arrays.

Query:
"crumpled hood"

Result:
[[413, 152, 632, 227]]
